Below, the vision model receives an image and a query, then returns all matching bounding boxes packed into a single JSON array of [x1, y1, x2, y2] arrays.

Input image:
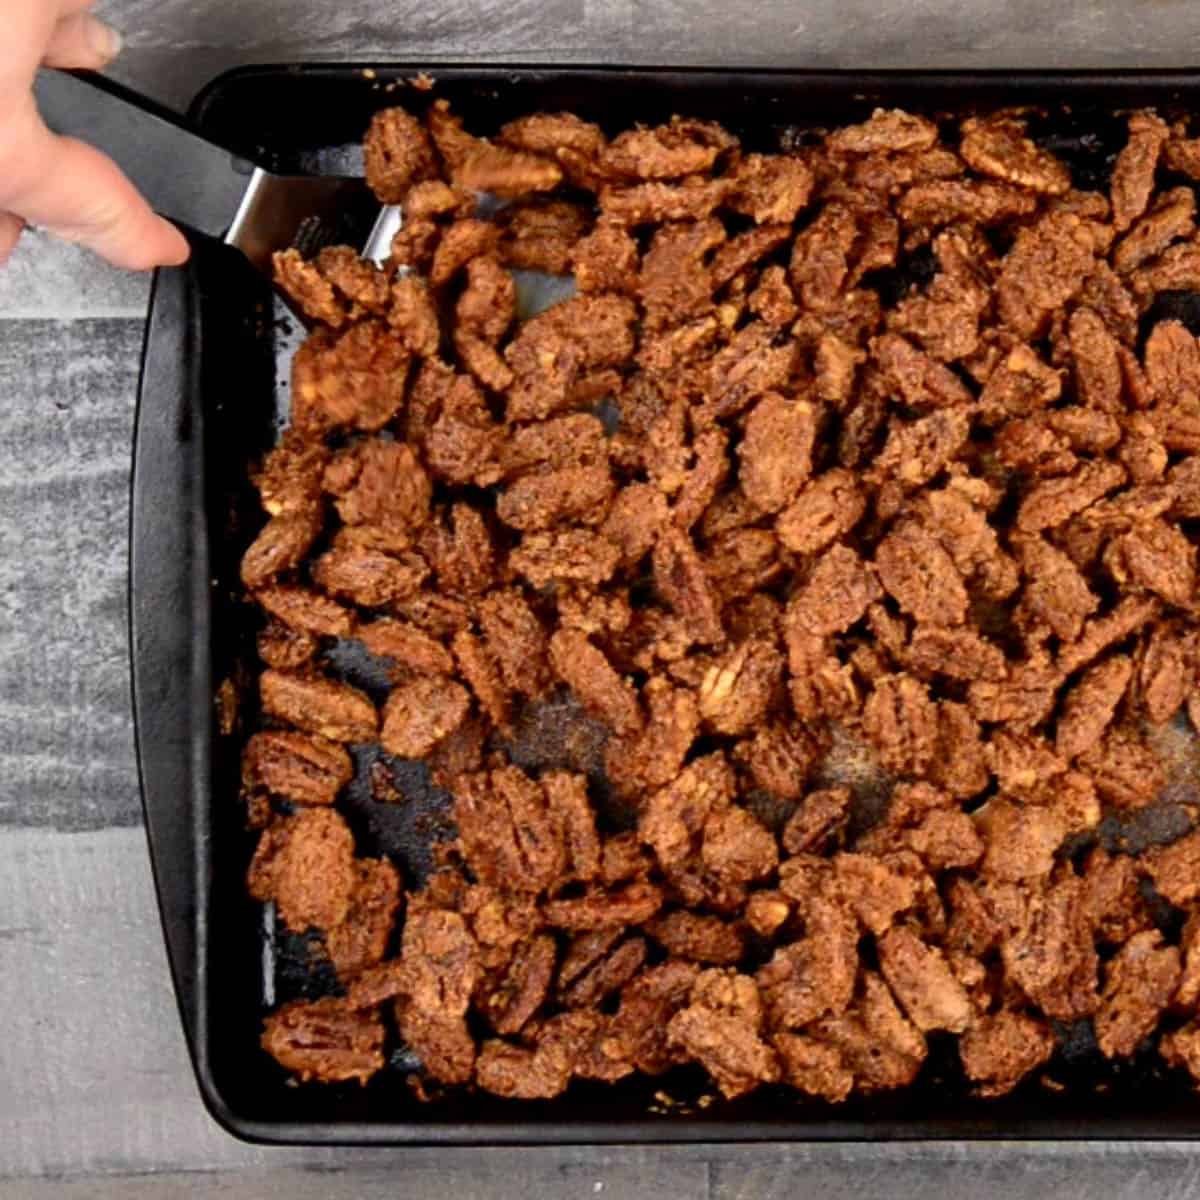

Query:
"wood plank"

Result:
[[0, 231, 151, 321], [9, 1146, 1200, 1199], [0, 320, 144, 829], [85, 0, 1200, 114]]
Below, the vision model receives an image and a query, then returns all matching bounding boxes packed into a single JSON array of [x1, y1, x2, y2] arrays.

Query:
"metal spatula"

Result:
[[33, 69, 391, 274]]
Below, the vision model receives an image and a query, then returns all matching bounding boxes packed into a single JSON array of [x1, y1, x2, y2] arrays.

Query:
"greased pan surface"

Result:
[[132, 64, 1200, 1143]]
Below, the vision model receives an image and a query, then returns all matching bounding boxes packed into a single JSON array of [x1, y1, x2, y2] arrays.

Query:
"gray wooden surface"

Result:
[[6, 0, 1200, 1191]]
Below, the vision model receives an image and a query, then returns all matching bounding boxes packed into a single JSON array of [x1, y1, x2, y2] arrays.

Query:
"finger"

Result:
[[0, 0, 99, 98], [0, 214, 25, 266], [42, 12, 122, 69], [11, 120, 190, 269]]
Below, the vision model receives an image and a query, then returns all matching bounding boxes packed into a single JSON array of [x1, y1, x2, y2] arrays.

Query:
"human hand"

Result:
[[1, 0, 190, 269]]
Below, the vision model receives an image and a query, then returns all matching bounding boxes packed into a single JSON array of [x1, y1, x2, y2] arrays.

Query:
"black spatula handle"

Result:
[[33, 68, 255, 238]]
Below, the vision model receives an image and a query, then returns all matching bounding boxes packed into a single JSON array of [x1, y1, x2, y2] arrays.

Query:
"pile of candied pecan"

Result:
[[240, 97, 1200, 1104]]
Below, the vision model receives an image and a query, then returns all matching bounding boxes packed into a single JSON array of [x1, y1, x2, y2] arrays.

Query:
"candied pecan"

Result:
[[711, 223, 792, 292], [668, 976, 781, 1099], [647, 911, 744, 966], [313, 539, 428, 609], [1145, 830, 1200, 907], [604, 679, 698, 800], [927, 701, 990, 799], [598, 483, 669, 570], [639, 753, 736, 874], [257, 620, 318, 670], [1057, 594, 1160, 675], [511, 529, 621, 589], [697, 639, 784, 737], [781, 787, 850, 855], [877, 926, 971, 1034], [424, 220, 496, 290], [829, 108, 939, 155], [601, 116, 734, 180], [862, 673, 939, 777], [788, 201, 860, 309], [827, 852, 919, 935], [996, 212, 1100, 338], [479, 933, 557, 1035], [498, 110, 606, 163], [380, 675, 470, 759], [364, 106, 437, 203], [1113, 186, 1196, 273], [451, 628, 510, 729], [549, 628, 641, 736], [1080, 847, 1154, 945], [446, 130, 562, 197], [867, 408, 972, 495], [959, 1011, 1055, 1098], [959, 115, 1071, 195], [731, 722, 819, 805], [1104, 518, 1197, 607], [262, 997, 384, 1084], [1016, 459, 1126, 532], [291, 321, 410, 435], [699, 320, 799, 423], [1110, 111, 1170, 231], [570, 220, 639, 294], [898, 180, 1037, 229], [773, 1033, 853, 1103], [456, 256, 515, 348], [639, 217, 725, 332], [419, 503, 496, 598], [1139, 623, 1195, 723], [1068, 306, 1123, 413], [256, 584, 354, 639], [496, 199, 590, 274], [809, 971, 927, 1094], [977, 342, 1063, 421], [1001, 876, 1099, 1020], [726, 152, 813, 223], [737, 393, 819, 514], [1177, 913, 1200, 1011], [652, 527, 724, 644], [756, 894, 859, 1029], [260, 670, 377, 744], [673, 429, 730, 531], [906, 626, 1006, 682], [561, 936, 647, 1008], [1095, 931, 1181, 1058], [542, 881, 664, 930], [786, 545, 881, 637], [247, 807, 358, 932], [497, 464, 615, 532], [1130, 240, 1200, 298], [453, 765, 567, 894], [1055, 654, 1133, 760], [701, 806, 779, 888], [775, 469, 866, 556], [333, 886, 406, 998], [874, 521, 968, 627], [242, 730, 352, 807], [473, 589, 550, 699], [357, 617, 454, 675], [332, 438, 432, 553], [875, 332, 975, 410]]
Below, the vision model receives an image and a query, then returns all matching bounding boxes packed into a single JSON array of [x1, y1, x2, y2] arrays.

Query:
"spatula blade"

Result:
[[225, 169, 380, 275]]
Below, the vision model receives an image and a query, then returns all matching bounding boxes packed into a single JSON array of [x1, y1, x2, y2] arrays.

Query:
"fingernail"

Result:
[[87, 17, 123, 61]]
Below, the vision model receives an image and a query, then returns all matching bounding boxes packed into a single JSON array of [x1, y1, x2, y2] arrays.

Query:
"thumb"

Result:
[[42, 13, 123, 70], [7, 102, 190, 270]]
